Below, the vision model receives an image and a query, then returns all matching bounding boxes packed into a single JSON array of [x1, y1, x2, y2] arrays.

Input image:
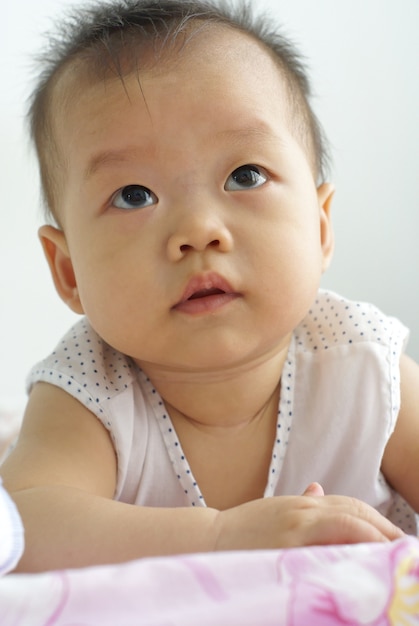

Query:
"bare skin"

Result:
[[3, 27, 417, 573], [2, 383, 405, 573]]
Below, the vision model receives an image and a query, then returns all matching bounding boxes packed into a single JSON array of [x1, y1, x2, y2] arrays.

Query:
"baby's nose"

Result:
[[166, 210, 233, 262]]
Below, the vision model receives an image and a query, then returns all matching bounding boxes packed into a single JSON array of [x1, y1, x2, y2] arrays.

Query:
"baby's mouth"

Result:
[[188, 288, 226, 300], [173, 273, 240, 314]]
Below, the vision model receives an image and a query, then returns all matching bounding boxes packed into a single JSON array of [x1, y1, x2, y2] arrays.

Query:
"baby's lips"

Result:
[[176, 272, 236, 306]]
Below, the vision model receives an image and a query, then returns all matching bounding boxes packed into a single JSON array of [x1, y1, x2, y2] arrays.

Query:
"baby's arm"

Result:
[[2, 383, 403, 572], [381, 353, 419, 513]]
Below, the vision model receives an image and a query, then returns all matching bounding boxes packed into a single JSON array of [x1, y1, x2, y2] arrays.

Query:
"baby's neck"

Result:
[[139, 343, 289, 430]]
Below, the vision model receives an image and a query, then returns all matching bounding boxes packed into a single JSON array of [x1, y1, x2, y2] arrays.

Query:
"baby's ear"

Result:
[[38, 225, 84, 314], [317, 183, 335, 272]]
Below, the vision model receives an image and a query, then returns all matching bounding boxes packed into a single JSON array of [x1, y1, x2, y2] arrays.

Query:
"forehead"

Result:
[[53, 24, 288, 126], [48, 23, 300, 209]]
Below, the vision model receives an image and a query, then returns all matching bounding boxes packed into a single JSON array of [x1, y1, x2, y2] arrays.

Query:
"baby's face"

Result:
[[49, 27, 333, 377]]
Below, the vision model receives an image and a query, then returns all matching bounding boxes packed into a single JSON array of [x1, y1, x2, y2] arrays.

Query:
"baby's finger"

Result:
[[349, 498, 405, 541], [320, 496, 405, 542], [307, 513, 397, 546], [302, 482, 324, 497]]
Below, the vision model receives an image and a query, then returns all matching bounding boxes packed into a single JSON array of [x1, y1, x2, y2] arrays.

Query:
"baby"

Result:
[[2, 0, 418, 572]]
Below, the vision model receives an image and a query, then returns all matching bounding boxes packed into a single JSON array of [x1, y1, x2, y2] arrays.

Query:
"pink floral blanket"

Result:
[[2, 482, 419, 625]]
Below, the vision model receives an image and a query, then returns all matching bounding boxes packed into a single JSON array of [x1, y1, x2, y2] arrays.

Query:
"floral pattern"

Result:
[[1, 537, 419, 625], [2, 481, 419, 625]]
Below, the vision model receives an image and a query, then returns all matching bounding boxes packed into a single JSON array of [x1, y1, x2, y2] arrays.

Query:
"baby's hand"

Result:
[[213, 486, 404, 551]]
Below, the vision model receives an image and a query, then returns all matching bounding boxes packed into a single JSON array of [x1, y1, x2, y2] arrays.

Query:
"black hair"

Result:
[[29, 0, 331, 222]]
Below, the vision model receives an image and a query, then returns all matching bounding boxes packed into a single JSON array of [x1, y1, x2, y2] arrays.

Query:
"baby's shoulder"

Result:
[[294, 290, 409, 354], [27, 318, 136, 403]]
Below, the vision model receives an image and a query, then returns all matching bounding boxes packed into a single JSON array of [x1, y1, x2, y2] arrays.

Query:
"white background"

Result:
[[1, 0, 418, 406]]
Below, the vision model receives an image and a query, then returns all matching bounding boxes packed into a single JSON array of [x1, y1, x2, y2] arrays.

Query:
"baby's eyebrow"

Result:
[[84, 126, 281, 180], [84, 147, 142, 180], [216, 125, 281, 146]]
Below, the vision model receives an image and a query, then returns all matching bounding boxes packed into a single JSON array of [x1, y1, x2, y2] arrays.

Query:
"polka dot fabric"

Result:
[[28, 319, 134, 428], [26, 290, 415, 532], [141, 372, 205, 507], [296, 292, 407, 353], [264, 346, 294, 497], [297, 292, 407, 441]]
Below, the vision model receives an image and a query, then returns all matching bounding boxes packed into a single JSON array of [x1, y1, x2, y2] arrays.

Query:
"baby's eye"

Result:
[[225, 165, 268, 191], [112, 185, 157, 210]]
